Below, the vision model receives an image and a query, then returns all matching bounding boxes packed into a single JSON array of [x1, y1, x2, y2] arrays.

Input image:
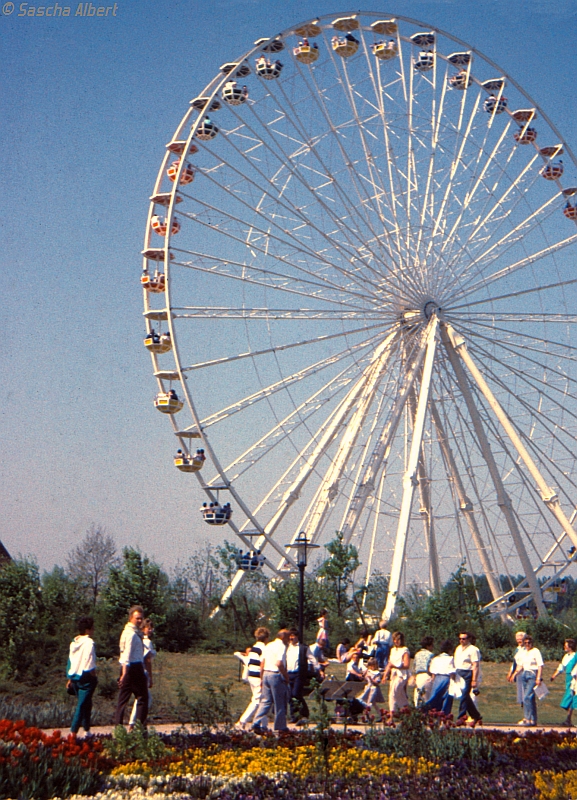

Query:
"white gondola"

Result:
[[190, 96, 221, 112], [414, 50, 434, 71], [294, 41, 320, 64], [141, 270, 165, 293], [372, 40, 397, 61], [222, 81, 249, 105], [410, 32, 435, 48], [220, 62, 251, 77], [332, 33, 359, 58], [201, 502, 232, 525], [512, 109, 537, 124], [449, 70, 473, 90], [483, 95, 507, 114], [294, 20, 321, 38], [167, 160, 195, 184], [144, 331, 171, 354], [332, 16, 359, 31], [370, 19, 397, 35], [235, 549, 265, 572], [256, 37, 285, 53], [541, 160, 563, 180], [447, 52, 471, 67], [154, 391, 183, 414], [195, 117, 219, 140], [151, 215, 180, 236], [255, 57, 283, 79], [482, 78, 505, 93], [513, 126, 537, 145], [174, 448, 205, 472]]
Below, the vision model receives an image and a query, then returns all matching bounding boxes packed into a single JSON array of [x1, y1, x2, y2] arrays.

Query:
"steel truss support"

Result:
[[383, 317, 439, 621], [283, 328, 399, 560], [408, 388, 441, 592], [339, 318, 438, 546], [441, 323, 547, 616], [429, 399, 506, 616]]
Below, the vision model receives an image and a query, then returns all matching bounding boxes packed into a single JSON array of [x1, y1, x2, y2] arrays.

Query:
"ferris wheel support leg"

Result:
[[296, 329, 399, 554], [383, 318, 439, 622], [340, 319, 437, 547], [209, 567, 247, 619], [407, 389, 441, 592], [429, 399, 507, 619], [441, 324, 548, 617]]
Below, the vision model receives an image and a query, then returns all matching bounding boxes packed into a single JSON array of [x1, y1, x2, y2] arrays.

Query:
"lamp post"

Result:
[[286, 532, 319, 689]]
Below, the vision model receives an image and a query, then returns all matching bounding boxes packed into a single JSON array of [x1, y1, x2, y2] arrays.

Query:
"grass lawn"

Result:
[[152, 653, 569, 726]]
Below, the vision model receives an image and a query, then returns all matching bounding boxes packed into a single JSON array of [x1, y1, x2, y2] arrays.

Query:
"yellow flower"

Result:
[[535, 769, 577, 800]]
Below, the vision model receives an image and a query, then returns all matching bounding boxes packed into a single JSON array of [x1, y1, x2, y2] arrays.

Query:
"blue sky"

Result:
[[2, 0, 577, 574]]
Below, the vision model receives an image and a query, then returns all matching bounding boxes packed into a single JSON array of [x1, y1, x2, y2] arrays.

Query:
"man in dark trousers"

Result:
[[114, 605, 149, 727]]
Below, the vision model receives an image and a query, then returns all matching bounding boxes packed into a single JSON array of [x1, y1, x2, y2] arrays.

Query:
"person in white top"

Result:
[[382, 631, 410, 719], [422, 639, 456, 716], [453, 632, 482, 727], [114, 605, 149, 727], [237, 627, 269, 728], [128, 619, 156, 728], [286, 629, 320, 722], [507, 631, 526, 708], [252, 629, 291, 732], [511, 634, 544, 726], [372, 621, 393, 669], [66, 616, 97, 734], [550, 637, 577, 727]]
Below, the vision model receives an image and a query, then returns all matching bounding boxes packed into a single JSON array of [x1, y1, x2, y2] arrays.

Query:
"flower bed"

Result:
[[0, 718, 577, 799]]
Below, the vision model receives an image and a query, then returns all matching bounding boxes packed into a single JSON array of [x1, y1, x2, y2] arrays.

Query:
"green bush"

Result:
[[103, 723, 167, 762]]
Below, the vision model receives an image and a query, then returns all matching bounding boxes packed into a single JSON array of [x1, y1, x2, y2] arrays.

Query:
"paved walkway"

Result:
[[45, 721, 575, 736]]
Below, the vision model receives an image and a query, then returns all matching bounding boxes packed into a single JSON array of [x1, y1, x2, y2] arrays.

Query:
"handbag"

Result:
[[66, 681, 77, 696], [448, 675, 465, 698]]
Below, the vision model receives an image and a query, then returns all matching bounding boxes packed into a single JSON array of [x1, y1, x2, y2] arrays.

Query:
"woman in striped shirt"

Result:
[[237, 627, 270, 729]]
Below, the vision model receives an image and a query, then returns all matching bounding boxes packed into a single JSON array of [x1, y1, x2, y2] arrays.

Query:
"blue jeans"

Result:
[[423, 674, 453, 715], [70, 670, 98, 733], [522, 670, 537, 723], [253, 672, 288, 731], [375, 641, 390, 669], [456, 668, 481, 722], [288, 670, 309, 722]]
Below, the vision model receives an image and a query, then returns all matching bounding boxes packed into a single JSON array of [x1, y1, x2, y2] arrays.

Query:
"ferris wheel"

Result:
[[142, 11, 577, 620]]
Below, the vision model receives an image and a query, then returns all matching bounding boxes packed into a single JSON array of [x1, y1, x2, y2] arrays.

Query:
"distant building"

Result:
[[0, 541, 12, 566]]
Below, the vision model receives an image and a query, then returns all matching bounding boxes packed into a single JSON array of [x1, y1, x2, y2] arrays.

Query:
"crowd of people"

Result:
[[64, 607, 577, 734]]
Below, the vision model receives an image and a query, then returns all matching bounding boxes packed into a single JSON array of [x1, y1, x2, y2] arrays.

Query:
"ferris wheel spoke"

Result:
[[198, 118, 407, 298], [447, 271, 577, 312], [258, 63, 407, 278], [442, 191, 563, 302], [177, 184, 387, 299], [439, 153, 542, 298], [220, 353, 365, 481], [172, 306, 392, 320], [179, 320, 389, 372], [462, 318, 577, 356], [200, 332, 384, 429], [172, 247, 374, 308]]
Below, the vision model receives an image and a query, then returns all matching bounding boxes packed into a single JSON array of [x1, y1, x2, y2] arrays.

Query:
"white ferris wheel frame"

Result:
[[142, 11, 577, 621]]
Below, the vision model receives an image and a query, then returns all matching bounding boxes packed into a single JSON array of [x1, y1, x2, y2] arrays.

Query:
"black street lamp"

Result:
[[286, 532, 319, 689]]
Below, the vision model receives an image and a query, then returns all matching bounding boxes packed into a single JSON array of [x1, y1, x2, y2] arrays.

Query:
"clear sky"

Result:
[[2, 0, 577, 575]]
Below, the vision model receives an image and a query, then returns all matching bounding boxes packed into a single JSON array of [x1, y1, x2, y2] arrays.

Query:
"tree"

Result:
[[101, 547, 169, 628], [0, 559, 43, 678], [67, 524, 117, 605], [316, 531, 360, 617]]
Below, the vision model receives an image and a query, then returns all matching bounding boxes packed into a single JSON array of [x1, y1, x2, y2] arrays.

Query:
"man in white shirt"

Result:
[[114, 605, 149, 727], [252, 628, 291, 732], [454, 632, 482, 726], [286, 629, 321, 723]]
